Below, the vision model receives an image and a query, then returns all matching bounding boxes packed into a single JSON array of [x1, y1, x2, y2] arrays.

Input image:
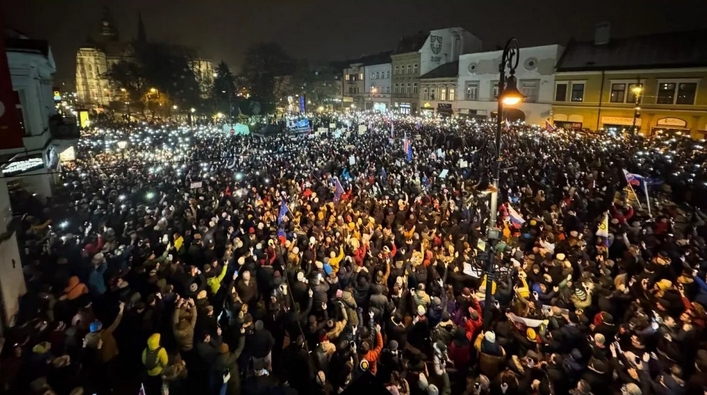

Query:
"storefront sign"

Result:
[[190, 181, 203, 189], [437, 103, 452, 110], [3, 157, 44, 176], [602, 116, 641, 126], [656, 117, 687, 127]]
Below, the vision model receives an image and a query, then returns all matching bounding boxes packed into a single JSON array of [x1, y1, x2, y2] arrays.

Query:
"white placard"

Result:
[[349, 155, 356, 165], [439, 169, 449, 179], [358, 125, 367, 134], [190, 181, 203, 189], [329, 123, 336, 129]]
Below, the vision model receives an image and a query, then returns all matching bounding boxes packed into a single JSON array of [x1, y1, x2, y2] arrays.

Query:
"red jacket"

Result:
[[464, 299, 483, 340], [363, 331, 383, 375], [353, 244, 368, 267]]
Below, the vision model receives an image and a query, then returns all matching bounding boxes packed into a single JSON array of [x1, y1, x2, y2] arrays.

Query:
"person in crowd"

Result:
[[6, 114, 707, 395]]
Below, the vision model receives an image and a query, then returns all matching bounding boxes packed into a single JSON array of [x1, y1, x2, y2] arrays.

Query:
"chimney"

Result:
[[594, 22, 611, 45]]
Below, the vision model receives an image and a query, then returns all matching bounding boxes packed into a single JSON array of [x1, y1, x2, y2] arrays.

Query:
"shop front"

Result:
[[651, 117, 690, 137], [394, 102, 413, 115], [601, 116, 641, 134], [437, 103, 453, 117], [2, 155, 53, 201]]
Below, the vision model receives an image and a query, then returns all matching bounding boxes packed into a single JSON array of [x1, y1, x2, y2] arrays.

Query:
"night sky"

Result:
[[4, 0, 707, 83]]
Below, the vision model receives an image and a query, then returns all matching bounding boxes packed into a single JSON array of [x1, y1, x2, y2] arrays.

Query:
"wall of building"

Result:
[[76, 47, 111, 106], [420, 27, 482, 77], [456, 44, 562, 125], [0, 178, 27, 327], [364, 63, 391, 111], [391, 52, 421, 113], [553, 68, 707, 138], [343, 64, 366, 108], [7, 49, 56, 153], [419, 78, 458, 114]]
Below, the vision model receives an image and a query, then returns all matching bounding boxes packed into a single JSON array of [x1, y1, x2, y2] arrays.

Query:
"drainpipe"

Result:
[[596, 70, 605, 130]]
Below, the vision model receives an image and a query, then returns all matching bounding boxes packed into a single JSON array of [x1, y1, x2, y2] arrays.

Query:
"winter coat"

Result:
[[247, 329, 275, 358], [142, 333, 169, 376], [173, 305, 197, 351], [95, 310, 124, 362], [88, 262, 107, 295], [340, 291, 359, 327]]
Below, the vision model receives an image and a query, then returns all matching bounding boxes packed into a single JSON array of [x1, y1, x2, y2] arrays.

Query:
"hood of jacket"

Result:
[[147, 333, 161, 350]]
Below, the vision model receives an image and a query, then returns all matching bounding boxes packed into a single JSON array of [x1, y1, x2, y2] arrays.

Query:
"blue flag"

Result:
[[333, 178, 345, 202], [278, 199, 289, 224], [403, 134, 413, 163], [381, 167, 387, 181], [341, 168, 352, 182]]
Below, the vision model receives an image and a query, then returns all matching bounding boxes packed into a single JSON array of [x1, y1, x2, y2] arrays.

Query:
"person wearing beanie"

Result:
[[84, 301, 124, 392], [478, 331, 502, 357], [248, 320, 275, 371]]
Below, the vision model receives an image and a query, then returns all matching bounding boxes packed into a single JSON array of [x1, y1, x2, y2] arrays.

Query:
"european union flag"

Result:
[[333, 178, 345, 203]]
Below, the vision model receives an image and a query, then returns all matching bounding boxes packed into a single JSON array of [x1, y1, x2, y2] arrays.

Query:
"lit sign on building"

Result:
[[3, 157, 44, 176]]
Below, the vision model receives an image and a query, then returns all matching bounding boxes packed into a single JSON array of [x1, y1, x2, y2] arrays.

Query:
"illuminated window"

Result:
[[610, 83, 626, 103], [345, 74, 350, 81], [440, 88, 447, 101], [359, 73, 363, 80], [657, 83, 675, 104], [430, 88, 436, 100], [449, 88, 455, 101], [570, 83, 585, 102]]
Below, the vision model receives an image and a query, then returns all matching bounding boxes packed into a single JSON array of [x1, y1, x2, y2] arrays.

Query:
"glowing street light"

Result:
[[216, 112, 224, 118], [173, 105, 178, 110], [190, 108, 196, 113], [150, 88, 158, 93]]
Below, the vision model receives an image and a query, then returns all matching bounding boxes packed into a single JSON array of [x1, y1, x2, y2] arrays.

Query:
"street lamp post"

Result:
[[483, 37, 524, 330], [630, 83, 642, 136]]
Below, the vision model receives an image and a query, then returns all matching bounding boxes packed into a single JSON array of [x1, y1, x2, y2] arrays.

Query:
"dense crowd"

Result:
[[2, 113, 707, 395]]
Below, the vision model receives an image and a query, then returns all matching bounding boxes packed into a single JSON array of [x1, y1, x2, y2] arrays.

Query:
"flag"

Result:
[[333, 178, 345, 202], [278, 199, 289, 224], [341, 168, 352, 182], [622, 169, 644, 188], [390, 122, 395, 138], [596, 212, 609, 238], [545, 119, 557, 132], [381, 167, 387, 181], [507, 204, 525, 227], [403, 133, 413, 162], [138, 383, 146, 395], [421, 173, 430, 188]]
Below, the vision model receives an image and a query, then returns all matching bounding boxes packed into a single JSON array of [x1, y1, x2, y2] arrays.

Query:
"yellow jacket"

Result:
[[328, 246, 345, 273], [142, 333, 169, 376]]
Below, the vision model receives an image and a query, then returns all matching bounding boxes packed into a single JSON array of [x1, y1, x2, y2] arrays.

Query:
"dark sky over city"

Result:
[[4, 0, 707, 82]]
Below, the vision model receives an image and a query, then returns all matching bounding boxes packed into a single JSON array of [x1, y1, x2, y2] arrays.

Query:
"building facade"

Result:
[[364, 62, 391, 111], [419, 62, 459, 116], [456, 44, 563, 125], [392, 28, 482, 114], [342, 63, 366, 110], [553, 26, 707, 138]]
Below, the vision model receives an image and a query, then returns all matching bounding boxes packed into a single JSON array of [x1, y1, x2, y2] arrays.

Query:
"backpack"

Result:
[[145, 347, 164, 371]]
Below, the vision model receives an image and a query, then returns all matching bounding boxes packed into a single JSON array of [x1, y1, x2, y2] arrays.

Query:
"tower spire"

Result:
[[137, 11, 147, 42]]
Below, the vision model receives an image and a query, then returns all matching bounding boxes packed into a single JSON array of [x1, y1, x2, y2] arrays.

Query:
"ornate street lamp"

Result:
[[484, 37, 523, 329]]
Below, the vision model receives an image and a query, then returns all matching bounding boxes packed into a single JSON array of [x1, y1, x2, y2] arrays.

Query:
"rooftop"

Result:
[[557, 29, 707, 72], [420, 61, 459, 79], [393, 32, 429, 55]]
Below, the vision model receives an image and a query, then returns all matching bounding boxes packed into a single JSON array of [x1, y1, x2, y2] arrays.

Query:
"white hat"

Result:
[[484, 331, 496, 343]]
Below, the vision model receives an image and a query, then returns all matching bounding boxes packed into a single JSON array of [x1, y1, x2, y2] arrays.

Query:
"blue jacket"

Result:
[[694, 275, 707, 309], [88, 262, 107, 295]]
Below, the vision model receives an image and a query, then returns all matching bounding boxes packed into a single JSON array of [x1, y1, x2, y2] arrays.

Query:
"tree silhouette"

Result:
[[241, 42, 294, 110]]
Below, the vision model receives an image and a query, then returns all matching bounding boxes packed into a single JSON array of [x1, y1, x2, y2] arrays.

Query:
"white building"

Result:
[[364, 62, 391, 111], [419, 27, 482, 77], [1, 30, 62, 326], [456, 44, 564, 125]]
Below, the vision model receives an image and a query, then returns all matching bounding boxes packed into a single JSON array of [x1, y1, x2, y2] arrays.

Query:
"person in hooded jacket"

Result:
[[142, 333, 169, 394]]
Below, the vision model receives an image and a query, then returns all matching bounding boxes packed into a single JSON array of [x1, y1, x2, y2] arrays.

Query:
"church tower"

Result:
[[137, 12, 147, 42], [98, 6, 119, 42]]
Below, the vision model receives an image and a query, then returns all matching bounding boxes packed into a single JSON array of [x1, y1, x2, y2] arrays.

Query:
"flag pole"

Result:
[[643, 182, 651, 217]]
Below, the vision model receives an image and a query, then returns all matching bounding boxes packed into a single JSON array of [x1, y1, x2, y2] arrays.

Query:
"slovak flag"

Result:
[[507, 204, 525, 227], [333, 177, 345, 202], [545, 119, 557, 132], [622, 169, 644, 188]]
